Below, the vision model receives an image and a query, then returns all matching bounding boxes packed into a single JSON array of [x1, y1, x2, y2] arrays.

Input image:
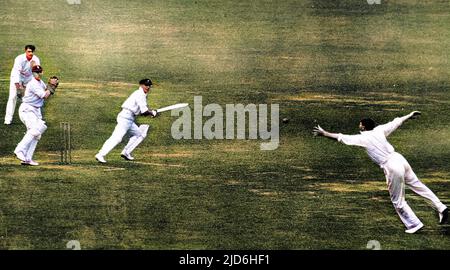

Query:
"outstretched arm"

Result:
[[379, 111, 421, 137], [396, 111, 421, 124], [314, 125, 367, 147], [313, 125, 340, 140]]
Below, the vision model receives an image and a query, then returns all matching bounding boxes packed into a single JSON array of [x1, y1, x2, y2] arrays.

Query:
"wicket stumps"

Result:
[[60, 122, 72, 164]]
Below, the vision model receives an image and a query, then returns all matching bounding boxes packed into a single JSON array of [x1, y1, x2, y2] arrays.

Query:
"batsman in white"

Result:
[[4, 45, 40, 125], [14, 65, 57, 166], [313, 111, 448, 234], [95, 78, 159, 163]]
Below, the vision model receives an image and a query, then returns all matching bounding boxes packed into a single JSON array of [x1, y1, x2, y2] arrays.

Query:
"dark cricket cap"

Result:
[[32, 65, 43, 73], [139, 78, 152, 86]]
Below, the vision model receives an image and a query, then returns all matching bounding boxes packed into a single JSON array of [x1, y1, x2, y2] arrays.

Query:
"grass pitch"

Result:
[[0, 0, 449, 249]]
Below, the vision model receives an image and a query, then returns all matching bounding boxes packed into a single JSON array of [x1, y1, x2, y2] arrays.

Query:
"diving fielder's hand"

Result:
[[409, 111, 421, 119], [313, 125, 325, 136]]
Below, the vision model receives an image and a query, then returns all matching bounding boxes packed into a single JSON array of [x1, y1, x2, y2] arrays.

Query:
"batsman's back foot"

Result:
[[95, 153, 107, 163], [21, 160, 39, 166], [120, 152, 134, 161]]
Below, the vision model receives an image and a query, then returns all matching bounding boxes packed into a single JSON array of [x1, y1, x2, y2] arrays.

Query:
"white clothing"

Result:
[[383, 152, 446, 229], [14, 78, 47, 162], [11, 53, 41, 85], [5, 53, 40, 123], [22, 78, 47, 108], [5, 81, 19, 124], [337, 117, 446, 230], [98, 116, 148, 157], [121, 87, 149, 117], [337, 117, 405, 167], [97, 88, 150, 158]]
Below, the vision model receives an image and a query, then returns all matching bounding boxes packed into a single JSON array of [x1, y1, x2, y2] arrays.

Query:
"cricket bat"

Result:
[[155, 103, 189, 113]]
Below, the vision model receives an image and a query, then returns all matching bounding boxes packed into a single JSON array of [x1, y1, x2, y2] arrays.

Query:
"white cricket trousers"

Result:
[[383, 152, 446, 230], [5, 80, 19, 123], [98, 114, 149, 157], [15, 104, 47, 161]]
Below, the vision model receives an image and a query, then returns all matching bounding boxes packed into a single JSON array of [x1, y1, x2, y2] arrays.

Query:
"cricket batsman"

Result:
[[95, 78, 159, 163], [14, 65, 59, 166], [313, 111, 448, 233]]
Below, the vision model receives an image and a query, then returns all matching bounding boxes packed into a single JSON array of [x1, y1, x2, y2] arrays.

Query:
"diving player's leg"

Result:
[[385, 155, 423, 233], [404, 158, 448, 224]]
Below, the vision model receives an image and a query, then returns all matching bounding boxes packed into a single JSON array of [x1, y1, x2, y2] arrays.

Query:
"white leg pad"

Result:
[[26, 138, 39, 161], [123, 125, 150, 154]]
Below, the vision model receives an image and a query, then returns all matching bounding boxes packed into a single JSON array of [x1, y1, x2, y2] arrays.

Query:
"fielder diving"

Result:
[[313, 111, 448, 234], [95, 78, 159, 163]]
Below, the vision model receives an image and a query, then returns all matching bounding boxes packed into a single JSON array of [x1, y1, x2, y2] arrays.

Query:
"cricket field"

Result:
[[0, 0, 449, 249]]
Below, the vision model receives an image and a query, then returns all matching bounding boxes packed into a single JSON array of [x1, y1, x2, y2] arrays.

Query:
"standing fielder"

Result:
[[14, 65, 58, 166], [5, 45, 40, 125], [313, 111, 448, 233], [95, 78, 158, 163]]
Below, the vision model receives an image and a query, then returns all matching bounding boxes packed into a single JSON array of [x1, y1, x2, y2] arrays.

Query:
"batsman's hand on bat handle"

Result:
[[151, 110, 160, 118]]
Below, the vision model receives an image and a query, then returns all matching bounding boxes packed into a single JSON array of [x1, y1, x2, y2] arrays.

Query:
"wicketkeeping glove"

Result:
[[47, 76, 59, 95]]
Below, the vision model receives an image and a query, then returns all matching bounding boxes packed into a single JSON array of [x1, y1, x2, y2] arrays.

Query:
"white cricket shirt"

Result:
[[22, 78, 47, 108], [337, 117, 405, 167], [10, 53, 41, 85], [119, 87, 149, 119]]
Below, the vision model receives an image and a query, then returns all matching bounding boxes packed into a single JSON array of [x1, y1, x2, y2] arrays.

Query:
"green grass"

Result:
[[0, 0, 449, 249]]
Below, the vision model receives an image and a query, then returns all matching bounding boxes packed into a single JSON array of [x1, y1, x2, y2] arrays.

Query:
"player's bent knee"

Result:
[[110, 137, 123, 145], [37, 121, 47, 134], [28, 129, 42, 140], [28, 122, 47, 140], [138, 124, 150, 138]]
